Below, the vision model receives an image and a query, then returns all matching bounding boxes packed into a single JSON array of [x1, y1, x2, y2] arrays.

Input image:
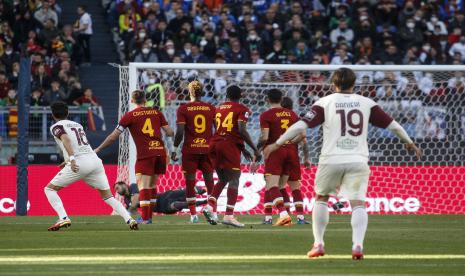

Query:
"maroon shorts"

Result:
[[265, 146, 300, 179], [135, 154, 166, 176], [209, 139, 242, 171], [182, 153, 213, 174], [284, 147, 301, 181]]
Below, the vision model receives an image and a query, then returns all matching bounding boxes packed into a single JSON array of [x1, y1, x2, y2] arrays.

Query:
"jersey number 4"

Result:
[[336, 109, 363, 136], [215, 112, 234, 132], [142, 118, 155, 137]]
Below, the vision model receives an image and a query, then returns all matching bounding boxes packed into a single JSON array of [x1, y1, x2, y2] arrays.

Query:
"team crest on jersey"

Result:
[[304, 110, 316, 120], [149, 140, 160, 147], [244, 112, 250, 119], [193, 138, 206, 144]]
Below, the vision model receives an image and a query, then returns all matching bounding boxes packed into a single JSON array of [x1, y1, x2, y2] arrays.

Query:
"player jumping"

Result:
[[264, 68, 422, 260], [203, 85, 261, 228], [45, 102, 138, 231], [171, 80, 215, 223], [114, 182, 208, 216], [95, 90, 174, 224]]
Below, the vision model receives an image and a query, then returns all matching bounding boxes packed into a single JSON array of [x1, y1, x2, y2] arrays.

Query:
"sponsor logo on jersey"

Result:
[[244, 112, 250, 119], [193, 138, 206, 144], [336, 138, 359, 149], [149, 140, 161, 147]]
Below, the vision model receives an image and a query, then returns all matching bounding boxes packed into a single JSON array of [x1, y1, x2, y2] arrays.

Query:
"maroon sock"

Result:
[[149, 187, 156, 219], [205, 180, 214, 197], [225, 186, 238, 215], [264, 190, 272, 215], [209, 181, 226, 212], [269, 186, 285, 213], [139, 189, 151, 220], [186, 179, 196, 215], [280, 188, 291, 214], [292, 189, 304, 215]]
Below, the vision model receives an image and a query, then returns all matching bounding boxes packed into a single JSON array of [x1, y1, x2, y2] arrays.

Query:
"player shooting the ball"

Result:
[[264, 67, 422, 260]]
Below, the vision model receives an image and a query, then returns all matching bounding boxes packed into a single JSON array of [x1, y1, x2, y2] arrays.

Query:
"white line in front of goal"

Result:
[[1, 255, 465, 263]]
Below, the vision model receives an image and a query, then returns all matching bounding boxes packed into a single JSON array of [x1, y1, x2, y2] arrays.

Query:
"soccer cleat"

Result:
[[127, 219, 139, 230], [352, 245, 364, 260], [190, 215, 199, 224], [273, 215, 292, 226], [307, 244, 325, 258], [262, 218, 273, 225], [222, 216, 245, 228], [139, 219, 152, 224], [297, 218, 310, 225], [195, 186, 207, 195], [202, 206, 218, 225], [47, 217, 71, 231]]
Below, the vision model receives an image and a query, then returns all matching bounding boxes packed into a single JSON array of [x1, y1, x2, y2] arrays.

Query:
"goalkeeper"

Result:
[[114, 182, 207, 217]]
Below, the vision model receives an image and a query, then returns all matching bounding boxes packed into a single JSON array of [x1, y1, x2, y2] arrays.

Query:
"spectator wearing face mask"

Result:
[[426, 15, 448, 36], [1, 44, 20, 73], [449, 35, 465, 61], [134, 44, 158, 62], [399, 18, 424, 49], [158, 40, 176, 62]]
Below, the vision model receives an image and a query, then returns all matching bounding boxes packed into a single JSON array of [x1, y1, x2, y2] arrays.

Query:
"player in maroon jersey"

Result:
[[95, 90, 174, 224], [203, 85, 261, 228], [171, 80, 216, 223], [257, 89, 302, 226]]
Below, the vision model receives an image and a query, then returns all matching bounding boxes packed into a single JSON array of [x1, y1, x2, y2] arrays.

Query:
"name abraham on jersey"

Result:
[[132, 110, 159, 116], [187, 106, 211, 111]]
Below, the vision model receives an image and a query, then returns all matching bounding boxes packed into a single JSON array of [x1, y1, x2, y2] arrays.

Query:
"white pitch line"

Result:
[[1, 255, 465, 264]]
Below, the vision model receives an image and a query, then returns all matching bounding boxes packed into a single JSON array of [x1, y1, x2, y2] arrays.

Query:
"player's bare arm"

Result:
[[59, 133, 79, 173], [238, 120, 261, 162], [256, 128, 269, 152], [386, 120, 423, 160], [264, 120, 307, 159], [94, 129, 122, 154], [171, 123, 185, 162], [162, 125, 174, 137]]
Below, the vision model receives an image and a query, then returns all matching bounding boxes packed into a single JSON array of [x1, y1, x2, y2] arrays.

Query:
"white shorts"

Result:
[[314, 163, 370, 201], [50, 155, 110, 190]]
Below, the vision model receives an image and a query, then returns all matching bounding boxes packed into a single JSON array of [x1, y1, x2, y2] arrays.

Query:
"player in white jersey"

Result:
[[264, 68, 422, 260], [44, 102, 138, 231]]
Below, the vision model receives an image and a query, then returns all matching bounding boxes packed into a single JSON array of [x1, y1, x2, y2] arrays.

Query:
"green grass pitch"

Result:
[[1, 215, 465, 275]]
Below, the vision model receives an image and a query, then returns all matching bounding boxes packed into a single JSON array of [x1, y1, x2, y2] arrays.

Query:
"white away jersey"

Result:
[[50, 120, 94, 161], [303, 93, 393, 164]]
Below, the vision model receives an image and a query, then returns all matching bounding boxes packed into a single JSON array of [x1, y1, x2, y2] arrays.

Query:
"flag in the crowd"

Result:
[[87, 108, 105, 131]]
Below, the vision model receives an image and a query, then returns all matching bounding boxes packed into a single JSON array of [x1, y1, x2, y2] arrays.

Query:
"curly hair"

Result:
[[188, 80, 203, 98]]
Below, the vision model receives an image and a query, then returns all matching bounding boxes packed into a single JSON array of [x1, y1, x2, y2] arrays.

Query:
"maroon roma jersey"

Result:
[[260, 107, 299, 146], [212, 101, 251, 145], [176, 101, 215, 154], [118, 106, 168, 159]]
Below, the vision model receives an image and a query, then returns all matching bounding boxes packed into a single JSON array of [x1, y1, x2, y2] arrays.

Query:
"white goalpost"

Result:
[[117, 63, 465, 215]]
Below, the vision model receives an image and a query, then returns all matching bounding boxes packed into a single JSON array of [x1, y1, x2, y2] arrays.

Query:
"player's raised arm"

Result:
[[94, 128, 122, 154]]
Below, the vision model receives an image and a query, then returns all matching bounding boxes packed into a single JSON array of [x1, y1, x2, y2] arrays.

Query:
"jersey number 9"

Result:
[[194, 114, 206, 133]]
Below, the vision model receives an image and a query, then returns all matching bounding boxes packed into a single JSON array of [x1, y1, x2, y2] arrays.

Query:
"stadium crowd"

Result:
[[0, 0, 99, 108]]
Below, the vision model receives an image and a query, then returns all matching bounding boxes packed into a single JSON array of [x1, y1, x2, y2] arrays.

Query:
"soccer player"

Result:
[[264, 68, 422, 260], [45, 102, 138, 231], [95, 90, 174, 224], [203, 85, 261, 228], [257, 89, 300, 226], [114, 182, 207, 215], [280, 96, 310, 225], [171, 80, 215, 223]]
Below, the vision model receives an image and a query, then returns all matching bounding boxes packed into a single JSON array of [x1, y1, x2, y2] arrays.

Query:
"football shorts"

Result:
[[265, 146, 299, 177], [283, 147, 301, 181], [209, 139, 242, 171], [50, 155, 110, 190], [314, 162, 371, 201], [182, 153, 213, 174], [135, 154, 167, 176]]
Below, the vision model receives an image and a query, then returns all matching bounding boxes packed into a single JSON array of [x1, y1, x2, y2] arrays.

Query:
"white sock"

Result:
[[104, 197, 132, 223], [279, 210, 289, 218], [265, 215, 272, 221], [351, 206, 368, 250], [297, 214, 304, 220], [312, 201, 329, 246], [44, 187, 68, 219]]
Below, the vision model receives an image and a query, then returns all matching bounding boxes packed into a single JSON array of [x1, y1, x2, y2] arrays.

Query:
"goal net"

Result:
[[117, 63, 465, 215]]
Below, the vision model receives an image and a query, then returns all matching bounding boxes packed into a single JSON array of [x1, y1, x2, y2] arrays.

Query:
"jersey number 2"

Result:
[[336, 109, 363, 136], [142, 118, 154, 137]]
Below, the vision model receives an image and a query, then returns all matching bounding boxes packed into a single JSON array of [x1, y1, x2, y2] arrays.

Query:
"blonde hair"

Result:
[[188, 80, 202, 98]]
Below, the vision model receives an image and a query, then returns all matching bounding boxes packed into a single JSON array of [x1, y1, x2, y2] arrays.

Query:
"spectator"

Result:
[[151, 20, 172, 47], [158, 40, 176, 62], [399, 18, 424, 49], [294, 41, 311, 64], [34, 0, 58, 28], [449, 35, 465, 61], [8, 62, 20, 89], [226, 39, 250, 63], [73, 88, 99, 107], [330, 20, 354, 47], [45, 80, 68, 103], [184, 45, 208, 63], [75, 5, 93, 65], [39, 19, 59, 49], [1, 44, 20, 73], [134, 43, 158, 62], [30, 88, 47, 107], [0, 71, 11, 99], [426, 14, 448, 36], [448, 71, 465, 88], [265, 39, 287, 64], [3, 89, 17, 106]]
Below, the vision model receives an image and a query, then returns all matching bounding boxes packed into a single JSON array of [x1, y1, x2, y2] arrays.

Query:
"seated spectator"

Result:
[[399, 18, 424, 50], [225, 39, 250, 63], [448, 35, 465, 61], [8, 62, 20, 89], [294, 41, 311, 64], [184, 45, 208, 63], [426, 15, 448, 36], [30, 88, 48, 107], [330, 20, 354, 47], [3, 89, 17, 106], [151, 20, 172, 47], [0, 71, 11, 99], [45, 80, 68, 103], [34, 0, 58, 28], [158, 40, 176, 62], [1, 44, 20, 73], [448, 71, 465, 88], [265, 40, 287, 64], [39, 19, 59, 49], [73, 88, 99, 107], [134, 42, 158, 62]]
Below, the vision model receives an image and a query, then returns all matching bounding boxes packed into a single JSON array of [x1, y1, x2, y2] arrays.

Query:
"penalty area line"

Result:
[[1, 255, 465, 263]]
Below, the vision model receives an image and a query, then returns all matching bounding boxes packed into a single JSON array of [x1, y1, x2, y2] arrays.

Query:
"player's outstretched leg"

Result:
[[263, 190, 273, 224], [44, 185, 71, 231], [100, 189, 138, 230], [203, 170, 228, 225], [350, 202, 368, 260], [308, 196, 329, 258]]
